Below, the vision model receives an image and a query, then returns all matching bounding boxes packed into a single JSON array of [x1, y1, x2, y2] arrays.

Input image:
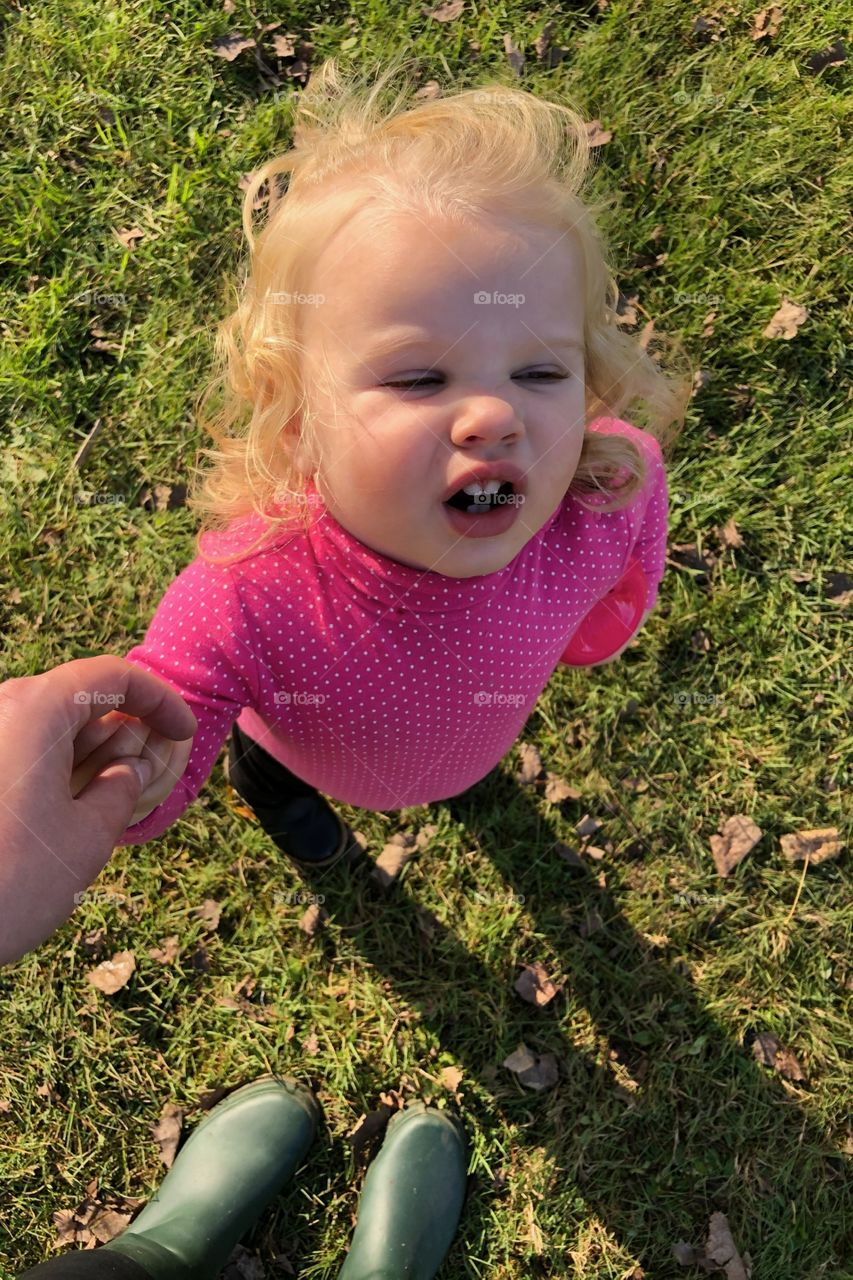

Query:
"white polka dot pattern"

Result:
[[116, 417, 668, 844]]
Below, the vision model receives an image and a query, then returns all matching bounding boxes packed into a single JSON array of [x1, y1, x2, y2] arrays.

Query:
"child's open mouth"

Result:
[[442, 479, 523, 539]]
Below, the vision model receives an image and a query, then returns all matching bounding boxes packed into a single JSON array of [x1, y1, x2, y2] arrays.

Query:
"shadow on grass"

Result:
[[297, 769, 849, 1277]]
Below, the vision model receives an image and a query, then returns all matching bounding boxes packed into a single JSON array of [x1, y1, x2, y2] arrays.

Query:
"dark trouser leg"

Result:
[[19, 1254, 153, 1280], [227, 721, 320, 808], [226, 722, 347, 864]]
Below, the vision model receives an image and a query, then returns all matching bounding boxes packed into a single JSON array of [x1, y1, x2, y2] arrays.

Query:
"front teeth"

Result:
[[462, 479, 502, 496]]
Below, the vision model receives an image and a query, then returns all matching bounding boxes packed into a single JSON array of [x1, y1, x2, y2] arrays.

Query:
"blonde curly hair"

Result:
[[188, 54, 692, 560]]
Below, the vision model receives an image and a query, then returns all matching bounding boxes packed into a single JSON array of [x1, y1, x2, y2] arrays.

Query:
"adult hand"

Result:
[[0, 656, 197, 966]]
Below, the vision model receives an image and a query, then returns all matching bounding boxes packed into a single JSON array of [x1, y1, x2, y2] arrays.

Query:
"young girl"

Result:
[[72, 57, 691, 870]]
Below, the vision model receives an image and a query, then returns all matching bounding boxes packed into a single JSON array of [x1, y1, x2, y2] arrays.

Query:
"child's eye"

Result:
[[383, 370, 570, 389]]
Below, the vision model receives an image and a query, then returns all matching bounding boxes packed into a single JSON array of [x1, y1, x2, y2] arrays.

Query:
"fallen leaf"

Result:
[[115, 227, 144, 250], [88, 1207, 133, 1244], [371, 842, 416, 889], [704, 1210, 750, 1278], [503, 32, 525, 76], [544, 773, 582, 804], [586, 119, 613, 147], [88, 950, 135, 994], [415, 823, 438, 851], [669, 542, 716, 578], [514, 962, 562, 1007], [148, 935, 179, 964], [750, 5, 782, 40], [710, 815, 762, 877], [303, 1031, 319, 1054], [440, 1065, 464, 1091], [554, 841, 586, 869], [195, 899, 221, 931], [517, 741, 542, 784], [299, 903, 328, 936], [270, 31, 297, 58], [222, 1243, 266, 1280], [763, 299, 808, 339], [717, 519, 744, 549], [779, 827, 842, 866], [751, 1032, 807, 1083], [575, 814, 603, 838], [150, 1103, 183, 1168], [140, 482, 187, 512], [429, 0, 464, 19], [805, 38, 847, 75], [211, 32, 257, 60], [502, 1043, 559, 1091]]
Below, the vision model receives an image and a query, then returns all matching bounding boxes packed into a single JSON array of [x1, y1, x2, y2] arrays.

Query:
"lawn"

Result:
[[1, 1, 851, 1278]]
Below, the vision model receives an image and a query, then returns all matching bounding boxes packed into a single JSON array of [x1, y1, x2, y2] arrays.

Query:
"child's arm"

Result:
[[110, 554, 260, 845]]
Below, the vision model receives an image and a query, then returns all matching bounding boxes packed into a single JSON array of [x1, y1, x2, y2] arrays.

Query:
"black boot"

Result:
[[226, 726, 367, 875]]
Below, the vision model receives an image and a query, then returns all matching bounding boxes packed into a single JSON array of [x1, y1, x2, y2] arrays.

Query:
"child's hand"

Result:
[[70, 708, 193, 826]]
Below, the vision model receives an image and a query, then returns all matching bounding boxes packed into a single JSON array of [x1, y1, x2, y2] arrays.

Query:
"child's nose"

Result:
[[449, 396, 523, 447]]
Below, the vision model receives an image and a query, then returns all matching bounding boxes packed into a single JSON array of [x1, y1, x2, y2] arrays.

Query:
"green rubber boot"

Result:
[[337, 1102, 468, 1279], [104, 1075, 319, 1280]]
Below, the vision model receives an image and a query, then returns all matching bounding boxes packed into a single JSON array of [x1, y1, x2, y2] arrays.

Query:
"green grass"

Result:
[[1, 1, 851, 1277]]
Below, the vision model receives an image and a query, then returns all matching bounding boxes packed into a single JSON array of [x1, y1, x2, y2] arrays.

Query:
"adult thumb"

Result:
[[76, 756, 153, 829]]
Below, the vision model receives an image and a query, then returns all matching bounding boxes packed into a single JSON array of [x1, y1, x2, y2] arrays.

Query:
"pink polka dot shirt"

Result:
[[116, 416, 668, 845]]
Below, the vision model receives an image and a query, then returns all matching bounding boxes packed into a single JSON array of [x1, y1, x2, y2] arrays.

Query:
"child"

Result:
[[72, 56, 691, 869]]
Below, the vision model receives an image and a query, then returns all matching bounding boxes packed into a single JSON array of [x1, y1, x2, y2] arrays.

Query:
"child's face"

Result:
[[295, 209, 588, 578]]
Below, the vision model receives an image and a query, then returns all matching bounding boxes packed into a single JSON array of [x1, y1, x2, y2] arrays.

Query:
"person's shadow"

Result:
[[274, 671, 849, 1276]]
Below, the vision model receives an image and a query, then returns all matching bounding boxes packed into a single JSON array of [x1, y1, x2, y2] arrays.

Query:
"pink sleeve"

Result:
[[631, 435, 669, 612], [115, 557, 259, 846]]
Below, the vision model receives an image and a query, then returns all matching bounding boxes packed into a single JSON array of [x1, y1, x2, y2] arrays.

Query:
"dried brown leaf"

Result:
[[514, 962, 562, 1007], [710, 815, 762, 877], [148, 935, 179, 964], [544, 773, 582, 804], [150, 1103, 183, 1168], [87, 950, 135, 994], [779, 827, 842, 866], [586, 119, 613, 147], [440, 1065, 464, 1091], [195, 899, 221, 931], [115, 227, 144, 250], [371, 842, 416, 889], [503, 33, 525, 76], [763, 299, 807, 339], [516, 741, 542, 784], [211, 32, 257, 60], [428, 0, 465, 19], [299, 903, 328, 936]]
